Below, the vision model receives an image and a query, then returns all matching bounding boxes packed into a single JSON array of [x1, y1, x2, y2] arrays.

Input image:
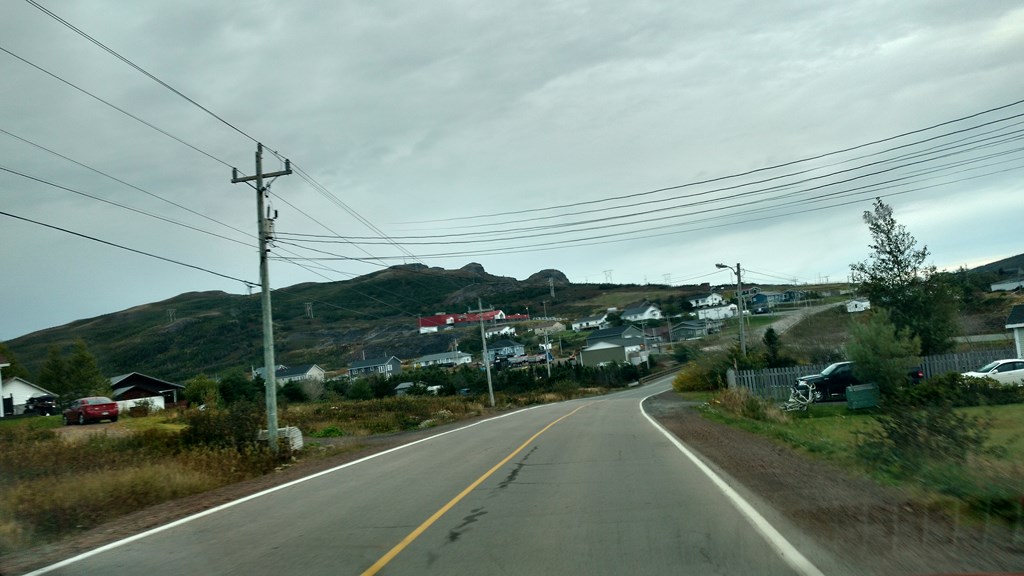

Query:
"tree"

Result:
[[761, 328, 795, 368], [849, 198, 957, 355], [184, 375, 221, 407], [38, 346, 69, 396], [846, 309, 921, 397], [65, 340, 112, 398], [0, 343, 31, 380]]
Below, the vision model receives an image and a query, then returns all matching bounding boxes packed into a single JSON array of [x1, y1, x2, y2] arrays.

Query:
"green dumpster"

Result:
[[846, 383, 879, 410]]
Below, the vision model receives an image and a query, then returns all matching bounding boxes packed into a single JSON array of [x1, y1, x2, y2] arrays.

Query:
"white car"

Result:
[[962, 359, 1024, 386]]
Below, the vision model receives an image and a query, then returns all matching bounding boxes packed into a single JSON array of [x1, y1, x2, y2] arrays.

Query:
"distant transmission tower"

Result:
[[304, 302, 314, 319], [603, 269, 613, 283], [167, 309, 176, 324]]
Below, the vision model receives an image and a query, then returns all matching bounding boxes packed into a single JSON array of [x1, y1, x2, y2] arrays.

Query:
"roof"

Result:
[[489, 339, 523, 349], [588, 325, 642, 341], [276, 364, 323, 378], [622, 303, 659, 316], [574, 313, 608, 323], [1007, 304, 1024, 328], [689, 293, 719, 301], [109, 372, 183, 389], [350, 356, 400, 370], [588, 337, 644, 348], [415, 351, 471, 363], [1, 377, 55, 396]]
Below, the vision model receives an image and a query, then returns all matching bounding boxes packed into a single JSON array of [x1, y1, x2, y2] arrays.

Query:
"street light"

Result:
[[716, 262, 746, 356]]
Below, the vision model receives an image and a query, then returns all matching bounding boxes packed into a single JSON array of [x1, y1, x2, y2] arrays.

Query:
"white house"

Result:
[[846, 299, 871, 313], [622, 303, 663, 322], [688, 293, 725, 308], [412, 351, 473, 368], [485, 325, 517, 338], [571, 313, 609, 331], [696, 304, 738, 321], [992, 278, 1024, 292], [0, 376, 56, 417], [254, 364, 326, 387]]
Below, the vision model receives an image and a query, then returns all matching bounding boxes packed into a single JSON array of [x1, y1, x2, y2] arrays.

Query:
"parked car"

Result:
[[23, 394, 58, 416], [962, 359, 1024, 386], [63, 396, 119, 425], [797, 361, 925, 402]]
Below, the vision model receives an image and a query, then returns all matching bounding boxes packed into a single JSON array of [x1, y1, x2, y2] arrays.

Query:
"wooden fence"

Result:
[[733, 347, 1017, 401]]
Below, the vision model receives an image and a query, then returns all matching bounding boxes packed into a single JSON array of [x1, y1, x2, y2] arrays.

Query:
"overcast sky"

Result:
[[1, 1, 1022, 340]]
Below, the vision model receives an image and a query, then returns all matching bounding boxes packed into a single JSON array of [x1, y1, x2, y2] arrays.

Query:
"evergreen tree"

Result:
[[38, 346, 70, 397], [65, 339, 111, 398], [849, 198, 957, 355], [847, 309, 921, 397], [0, 343, 31, 380]]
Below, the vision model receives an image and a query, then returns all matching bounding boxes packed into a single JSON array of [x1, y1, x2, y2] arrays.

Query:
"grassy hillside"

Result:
[[3, 264, 713, 384]]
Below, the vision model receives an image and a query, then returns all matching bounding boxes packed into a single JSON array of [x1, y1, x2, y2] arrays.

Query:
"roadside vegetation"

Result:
[[0, 359, 652, 554], [676, 198, 1024, 528]]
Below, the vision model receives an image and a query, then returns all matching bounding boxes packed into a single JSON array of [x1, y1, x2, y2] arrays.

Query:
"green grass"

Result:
[[0, 416, 62, 430], [701, 392, 1024, 520]]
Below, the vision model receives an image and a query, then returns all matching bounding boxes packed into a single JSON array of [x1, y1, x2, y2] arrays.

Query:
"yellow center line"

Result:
[[360, 403, 591, 576]]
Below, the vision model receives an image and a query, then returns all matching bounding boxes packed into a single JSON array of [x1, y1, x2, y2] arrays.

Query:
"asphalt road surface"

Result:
[[29, 376, 845, 576]]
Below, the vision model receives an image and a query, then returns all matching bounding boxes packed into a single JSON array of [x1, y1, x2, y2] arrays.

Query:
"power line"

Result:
[[0, 209, 257, 287], [0, 164, 254, 248], [24, 0, 260, 146], [395, 98, 1024, 224]]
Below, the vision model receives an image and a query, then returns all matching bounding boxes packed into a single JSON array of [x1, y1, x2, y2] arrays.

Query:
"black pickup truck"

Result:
[[23, 394, 58, 416], [797, 361, 924, 402]]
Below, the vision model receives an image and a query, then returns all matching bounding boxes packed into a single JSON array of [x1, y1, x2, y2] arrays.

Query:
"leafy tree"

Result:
[[220, 371, 263, 405], [846, 309, 921, 397], [183, 375, 221, 407], [346, 379, 373, 400], [849, 198, 957, 355]]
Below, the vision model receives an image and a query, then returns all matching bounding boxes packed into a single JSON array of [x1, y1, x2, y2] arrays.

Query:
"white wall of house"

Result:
[[1, 377, 54, 415], [992, 279, 1024, 292], [846, 299, 871, 313], [697, 304, 737, 320]]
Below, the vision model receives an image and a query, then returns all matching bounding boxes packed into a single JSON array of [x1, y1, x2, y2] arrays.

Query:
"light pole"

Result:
[[716, 262, 746, 356]]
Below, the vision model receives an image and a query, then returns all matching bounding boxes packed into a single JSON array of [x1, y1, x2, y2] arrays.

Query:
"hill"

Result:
[[4, 264, 706, 383]]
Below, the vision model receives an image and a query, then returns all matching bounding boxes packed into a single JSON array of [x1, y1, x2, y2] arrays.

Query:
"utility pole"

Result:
[[232, 143, 291, 452], [716, 262, 746, 356], [470, 298, 496, 407]]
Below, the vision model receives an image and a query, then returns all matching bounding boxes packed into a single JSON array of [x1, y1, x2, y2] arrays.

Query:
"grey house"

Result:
[[487, 339, 526, 361], [586, 325, 644, 346], [349, 356, 403, 379]]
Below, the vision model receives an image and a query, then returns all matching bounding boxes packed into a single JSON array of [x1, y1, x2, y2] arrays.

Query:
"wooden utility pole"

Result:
[[470, 298, 496, 407], [232, 143, 291, 451]]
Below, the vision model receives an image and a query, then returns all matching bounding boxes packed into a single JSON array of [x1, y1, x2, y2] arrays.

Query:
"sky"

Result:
[[1, 1, 1022, 341]]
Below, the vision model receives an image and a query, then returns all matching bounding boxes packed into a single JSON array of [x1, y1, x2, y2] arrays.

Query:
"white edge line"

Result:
[[23, 404, 551, 576], [639, 392, 827, 576]]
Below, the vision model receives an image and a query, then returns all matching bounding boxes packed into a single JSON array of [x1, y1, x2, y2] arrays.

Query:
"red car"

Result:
[[63, 396, 119, 425]]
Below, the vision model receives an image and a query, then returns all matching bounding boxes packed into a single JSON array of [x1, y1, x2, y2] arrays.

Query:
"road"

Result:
[[29, 376, 842, 576]]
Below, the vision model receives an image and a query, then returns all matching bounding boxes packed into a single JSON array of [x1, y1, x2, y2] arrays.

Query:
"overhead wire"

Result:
[[0, 209, 257, 287]]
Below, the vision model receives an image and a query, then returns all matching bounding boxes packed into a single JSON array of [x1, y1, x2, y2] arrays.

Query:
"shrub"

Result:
[[710, 388, 788, 424], [180, 402, 264, 451]]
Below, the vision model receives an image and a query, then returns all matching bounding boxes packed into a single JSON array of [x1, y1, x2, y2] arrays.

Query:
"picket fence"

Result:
[[733, 347, 1017, 401]]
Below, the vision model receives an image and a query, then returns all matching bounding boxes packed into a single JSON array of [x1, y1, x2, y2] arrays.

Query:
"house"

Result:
[[485, 325, 517, 338], [0, 376, 56, 416], [487, 339, 526, 361], [412, 351, 473, 368], [531, 321, 566, 336], [697, 304, 738, 320], [846, 299, 871, 313], [571, 313, 609, 331], [578, 341, 648, 368], [394, 381, 420, 396], [992, 278, 1024, 292], [1007, 304, 1024, 358], [671, 320, 712, 340], [110, 372, 185, 406], [622, 302, 663, 322], [586, 325, 644, 347], [783, 289, 806, 302], [688, 293, 724, 309], [349, 356, 403, 379], [749, 291, 784, 308], [253, 364, 326, 386]]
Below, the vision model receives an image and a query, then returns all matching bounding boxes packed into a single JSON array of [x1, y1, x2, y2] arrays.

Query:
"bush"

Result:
[[856, 399, 990, 476], [709, 388, 788, 423], [900, 372, 1024, 407], [180, 402, 265, 451]]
